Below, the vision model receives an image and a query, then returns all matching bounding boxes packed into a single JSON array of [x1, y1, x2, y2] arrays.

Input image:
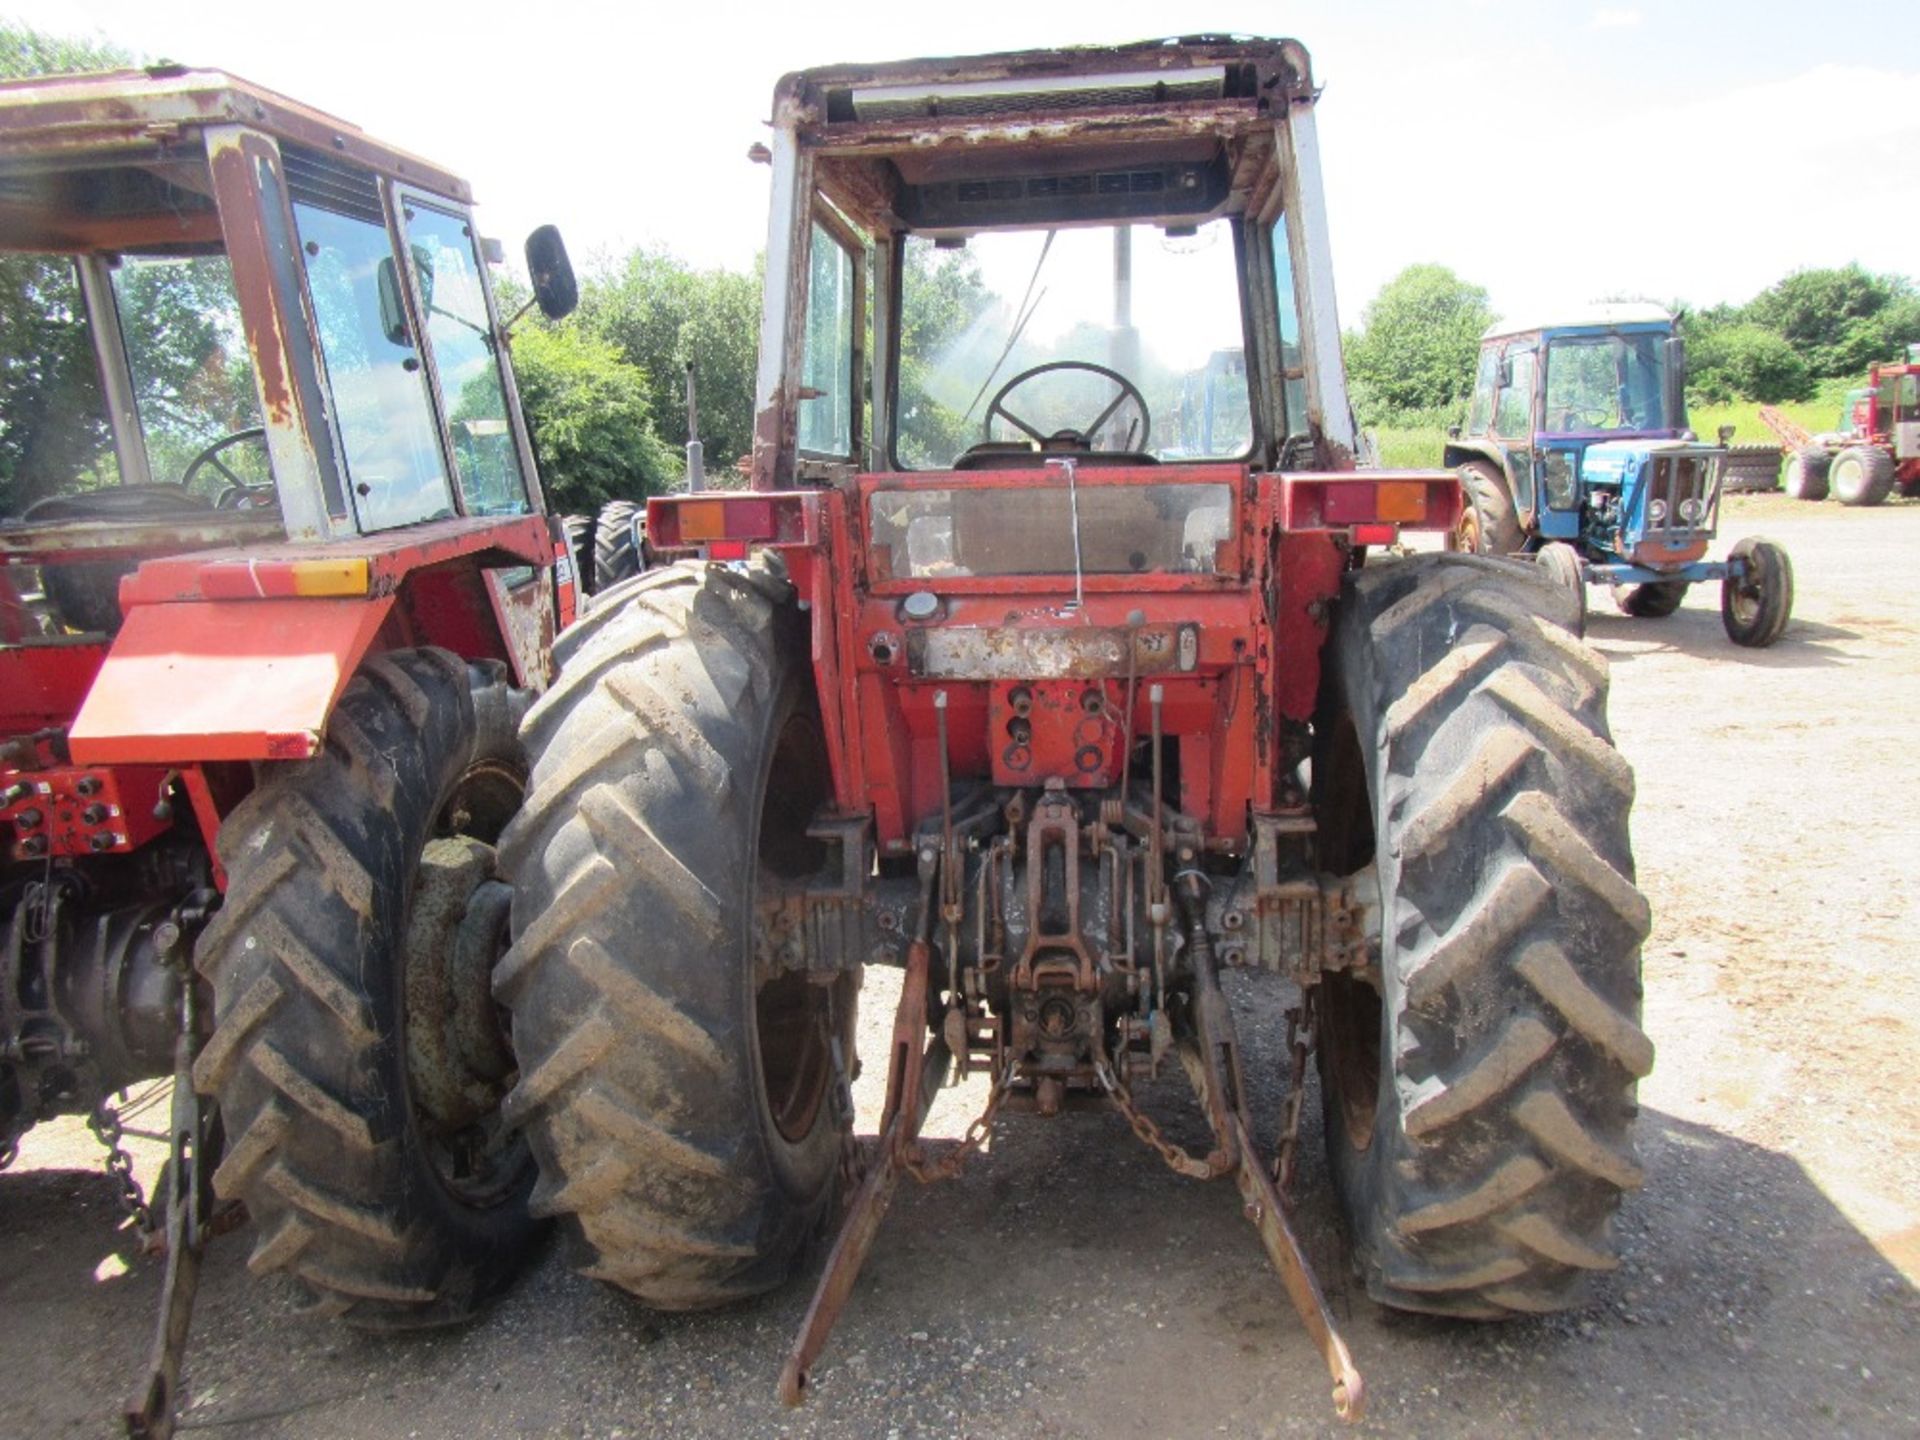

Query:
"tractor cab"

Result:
[[0, 67, 577, 667]]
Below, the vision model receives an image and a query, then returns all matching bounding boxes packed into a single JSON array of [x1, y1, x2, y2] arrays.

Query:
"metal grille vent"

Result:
[[281, 143, 383, 225]]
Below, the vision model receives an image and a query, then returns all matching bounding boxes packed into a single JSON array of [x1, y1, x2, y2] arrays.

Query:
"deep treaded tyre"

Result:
[[192, 649, 536, 1326], [1313, 553, 1653, 1319], [1783, 448, 1830, 502], [1612, 579, 1689, 619], [561, 514, 596, 599], [496, 558, 852, 1309], [592, 499, 648, 592], [1828, 446, 1895, 507], [1451, 460, 1524, 555], [1534, 542, 1586, 637], [1719, 445, 1780, 494]]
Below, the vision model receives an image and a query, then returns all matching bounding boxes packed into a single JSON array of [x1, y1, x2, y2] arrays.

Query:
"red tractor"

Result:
[[501, 38, 1653, 1419], [0, 67, 576, 1435], [1768, 348, 1920, 505]]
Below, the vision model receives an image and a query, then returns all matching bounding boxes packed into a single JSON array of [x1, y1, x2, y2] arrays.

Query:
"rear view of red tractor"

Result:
[[0, 67, 578, 1435], [501, 39, 1654, 1420]]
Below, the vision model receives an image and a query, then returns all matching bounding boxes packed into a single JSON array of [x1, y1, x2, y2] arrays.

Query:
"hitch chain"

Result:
[[1273, 987, 1317, 1198], [89, 1092, 156, 1243], [903, 1071, 1012, 1184], [1097, 1059, 1226, 1181]]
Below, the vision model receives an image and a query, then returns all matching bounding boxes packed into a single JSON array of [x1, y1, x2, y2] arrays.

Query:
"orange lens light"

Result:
[[676, 499, 730, 542], [1375, 482, 1426, 523], [289, 558, 370, 596]]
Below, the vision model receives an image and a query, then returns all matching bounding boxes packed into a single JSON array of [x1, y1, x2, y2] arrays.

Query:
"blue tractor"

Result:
[[1446, 304, 1793, 647]]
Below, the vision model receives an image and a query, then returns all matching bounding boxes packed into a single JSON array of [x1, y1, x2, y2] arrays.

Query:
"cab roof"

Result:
[[1482, 303, 1674, 343], [0, 64, 470, 203]]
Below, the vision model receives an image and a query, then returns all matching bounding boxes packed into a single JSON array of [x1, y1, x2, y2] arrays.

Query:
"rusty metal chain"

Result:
[[88, 1090, 155, 1240], [1096, 1059, 1224, 1181], [1273, 987, 1317, 1197], [903, 1070, 1012, 1184]]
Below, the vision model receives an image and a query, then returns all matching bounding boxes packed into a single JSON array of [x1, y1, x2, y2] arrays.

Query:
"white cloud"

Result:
[[1590, 8, 1645, 29]]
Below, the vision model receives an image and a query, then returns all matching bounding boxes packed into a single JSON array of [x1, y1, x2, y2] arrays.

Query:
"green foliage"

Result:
[[1744, 264, 1917, 379], [575, 250, 759, 467], [1684, 323, 1813, 406], [0, 19, 131, 77], [895, 245, 991, 465], [506, 325, 674, 514], [1344, 264, 1494, 424]]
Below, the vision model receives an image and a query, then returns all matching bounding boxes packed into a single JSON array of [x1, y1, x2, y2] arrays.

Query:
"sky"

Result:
[[13, 0, 1920, 330]]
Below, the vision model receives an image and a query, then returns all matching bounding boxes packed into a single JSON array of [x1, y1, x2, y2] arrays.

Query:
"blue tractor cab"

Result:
[[1446, 304, 1793, 648]]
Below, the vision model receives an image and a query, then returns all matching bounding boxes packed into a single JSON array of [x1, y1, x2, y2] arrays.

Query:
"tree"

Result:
[[1344, 264, 1494, 422], [576, 250, 760, 466], [505, 325, 676, 514], [1745, 265, 1915, 378], [1684, 323, 1814, 406]]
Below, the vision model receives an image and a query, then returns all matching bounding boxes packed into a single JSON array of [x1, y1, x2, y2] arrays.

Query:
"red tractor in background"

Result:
[[1768, 347, 1920, 504], [0, 67, 577, 1435], [501, 38, 1654, 1420]]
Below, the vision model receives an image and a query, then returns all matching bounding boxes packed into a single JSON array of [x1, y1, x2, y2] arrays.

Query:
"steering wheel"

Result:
[[1554, 404, 1613, 431], [985, 361, 1151, 453], [181, 427, 272, 506]]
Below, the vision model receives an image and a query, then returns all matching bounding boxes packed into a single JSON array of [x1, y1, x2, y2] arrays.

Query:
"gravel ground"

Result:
[[4, 495, 1917, 1439]]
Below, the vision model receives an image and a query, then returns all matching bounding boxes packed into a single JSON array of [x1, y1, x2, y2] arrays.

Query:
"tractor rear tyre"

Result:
[[1611, 579, 1689, 619], [561, 514, 596, 599], [496, 558, 855, 1308], [1782, 448, 1830, 502], [192, 649, 537, 1326], [1313, 553, 1652, 1319], [592, 499, 649, 592], [1451, 461, 1524, 555], [1720, 537, 1793, 648], [1828, 446, 1895, 507]]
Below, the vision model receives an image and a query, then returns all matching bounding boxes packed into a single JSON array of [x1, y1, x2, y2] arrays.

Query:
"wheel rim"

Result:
[[1727, 558, 1765, 630], [1453, 506, 1481, 554], [754, 707, 836, 1146]]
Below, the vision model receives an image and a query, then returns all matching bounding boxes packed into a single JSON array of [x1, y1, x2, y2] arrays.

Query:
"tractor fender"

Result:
[[1442, 438, 1535, 531], [68, 595, 396, 765]]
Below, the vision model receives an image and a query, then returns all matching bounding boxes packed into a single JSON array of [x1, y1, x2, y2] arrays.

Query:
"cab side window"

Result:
[[1494, 347, 1536, 439], [798, 221, 856, 457], [1465, 347, 1497, 435]]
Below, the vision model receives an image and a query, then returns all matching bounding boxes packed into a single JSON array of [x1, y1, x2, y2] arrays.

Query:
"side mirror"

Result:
[[376, 257, 410, 347], [525, 225, 578, 321], [1447, 424, 1462, 440], [1716, 424, 1736, 446], [376, 245, 435, 347]]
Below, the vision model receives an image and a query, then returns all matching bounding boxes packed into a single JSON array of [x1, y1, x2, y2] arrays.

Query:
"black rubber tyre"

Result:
[[1782, 448, 1830, 502], [1451, 461, 1525, 555], [1312, 553, 1653, 1319], [1719, 445, 1781, 495], [560, 514, 596, 599], [192, 649, 537, 1326], [1720, 537, 1793, 648], [1611, 579, 1689, 619], [592, 499, 649, 592], [1828, 446, 1896, 508], [496, 558, 855, 1309], [1534, 542, 1587, 637]]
